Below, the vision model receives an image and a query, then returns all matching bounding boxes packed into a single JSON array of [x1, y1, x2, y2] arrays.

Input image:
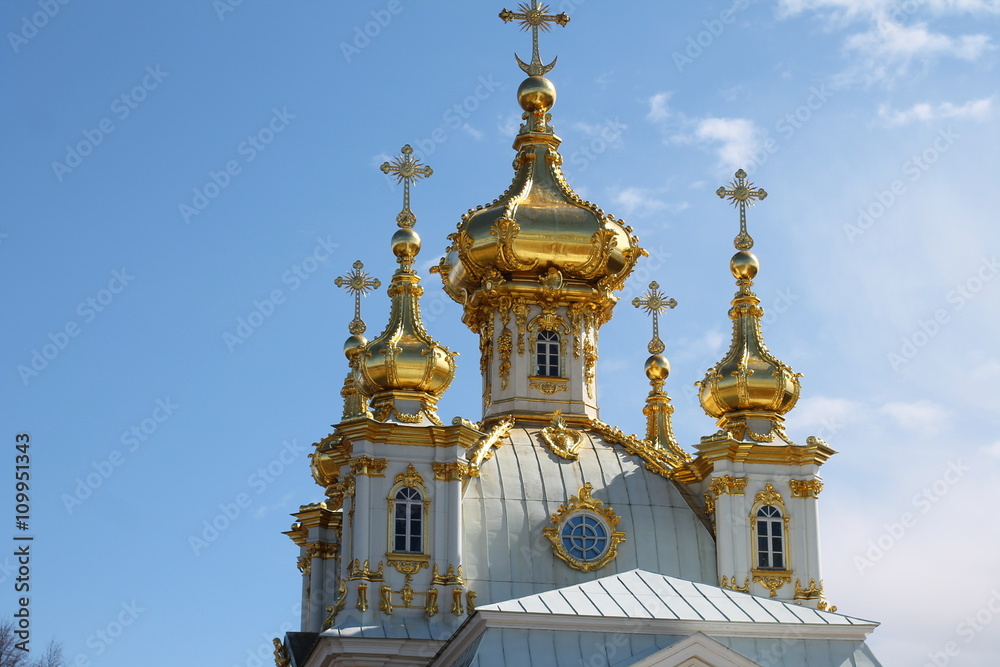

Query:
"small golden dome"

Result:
[[360, 145, 456, 425], [698, 251, 801, 441], [357, 258, 456, 424]]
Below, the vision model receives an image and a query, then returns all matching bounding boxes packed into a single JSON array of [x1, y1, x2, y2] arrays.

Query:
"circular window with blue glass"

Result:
[[559, 511, 611, 563]]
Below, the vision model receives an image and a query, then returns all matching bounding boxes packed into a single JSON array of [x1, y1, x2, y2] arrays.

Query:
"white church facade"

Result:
[[273, 5, 882, 666]]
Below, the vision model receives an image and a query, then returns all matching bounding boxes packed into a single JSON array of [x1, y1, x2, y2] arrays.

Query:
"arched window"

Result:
[[756, 505, 784, 570], [393, 486, 423, 553], [535, 330, 560, 377]]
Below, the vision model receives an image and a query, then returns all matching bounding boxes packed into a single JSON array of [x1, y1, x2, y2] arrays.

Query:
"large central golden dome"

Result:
[[435, 75, 644, 328]]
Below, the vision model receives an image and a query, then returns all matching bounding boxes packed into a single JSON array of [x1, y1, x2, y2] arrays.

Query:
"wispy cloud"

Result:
[[879, 399, 952, 434], [646, 92, 674, 123], [645, 93, 764, 171], [462, 124, 484, 140], [878, 96, 995, 125], [844, 21, 992, 85], [777, 1, 996, 85], [981, 441, 1000, 458], [613, 187, 667, 216], [694, 117, 765, 171]]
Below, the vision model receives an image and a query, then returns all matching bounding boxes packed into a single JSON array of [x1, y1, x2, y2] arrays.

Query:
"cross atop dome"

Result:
[[716, 169, 767, 251], [499, 1, 570, 75], [380, 144, 433, 229], [632, 281, 677, 355], [335, 260, 381, 336]]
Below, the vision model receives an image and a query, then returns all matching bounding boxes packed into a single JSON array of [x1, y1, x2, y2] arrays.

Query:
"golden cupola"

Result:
[[435, 5, 644, 331], [432, 3, 645, 424], [356, 145, 456, 426], [697, 170, 802, 442]]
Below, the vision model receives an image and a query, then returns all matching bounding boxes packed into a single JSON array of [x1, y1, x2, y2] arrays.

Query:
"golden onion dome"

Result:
[[435, 74, 644, 325], [356, 146, 456, 425], [697, 250, 802, 441], [358, 225, 456, 425]]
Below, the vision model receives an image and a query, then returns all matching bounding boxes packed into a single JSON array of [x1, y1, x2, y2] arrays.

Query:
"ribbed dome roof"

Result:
[[434, 75, 644, 329]]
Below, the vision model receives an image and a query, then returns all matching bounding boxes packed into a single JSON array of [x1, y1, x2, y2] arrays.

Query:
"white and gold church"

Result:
[[275, 4, 882, 666]]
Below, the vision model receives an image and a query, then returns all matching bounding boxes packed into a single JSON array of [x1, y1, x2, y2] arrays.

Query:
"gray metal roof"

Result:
[[477, 569, 876, 627]]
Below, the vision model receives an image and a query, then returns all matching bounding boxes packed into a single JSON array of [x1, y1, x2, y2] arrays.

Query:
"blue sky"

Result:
[[3, 1, 999, 665]]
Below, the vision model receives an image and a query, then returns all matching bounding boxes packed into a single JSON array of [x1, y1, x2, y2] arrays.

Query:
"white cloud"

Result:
[[694, 117, 765, 171], [981, 441, 1000, 458], [777, 2, 996, 85], [878, 399, 952, 434], [613, 187, 667, 216], [646, 92, 673, 123], [878, 96, 995, 125], [778, 0, 1000, 22], [846, 19, 991, 64], [645, 93, 764, 171], [462, 124, 483, 140], [785, 395, 864, 437]]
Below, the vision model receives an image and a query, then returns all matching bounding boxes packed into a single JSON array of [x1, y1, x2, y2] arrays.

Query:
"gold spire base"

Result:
[[709, 410, 795, 444], [643, 391, 682, 452], [369, 390, 445, 427]]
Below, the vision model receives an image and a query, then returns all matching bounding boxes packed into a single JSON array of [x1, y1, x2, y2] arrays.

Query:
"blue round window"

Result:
[[560, 512, 609, 562]]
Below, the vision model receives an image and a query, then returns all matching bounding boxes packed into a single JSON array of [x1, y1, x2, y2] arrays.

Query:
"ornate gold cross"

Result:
[[716, 169, 767, 251], [380, 144, 433, 229], [335, 260, 381, 336], [632, 282, 677, 354], [499, 1, 570, 76]]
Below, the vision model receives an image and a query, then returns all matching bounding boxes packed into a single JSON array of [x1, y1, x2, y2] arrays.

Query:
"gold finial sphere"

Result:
[[392, 227, 421, 261], [645, 354, 670, 381], [518, 76, 556, 112], [730, 251, 759, 280], [344, 334, 367, 360]]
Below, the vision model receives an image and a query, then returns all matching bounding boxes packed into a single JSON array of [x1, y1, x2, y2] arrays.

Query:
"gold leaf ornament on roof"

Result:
[[538, 409, 583, 460]]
